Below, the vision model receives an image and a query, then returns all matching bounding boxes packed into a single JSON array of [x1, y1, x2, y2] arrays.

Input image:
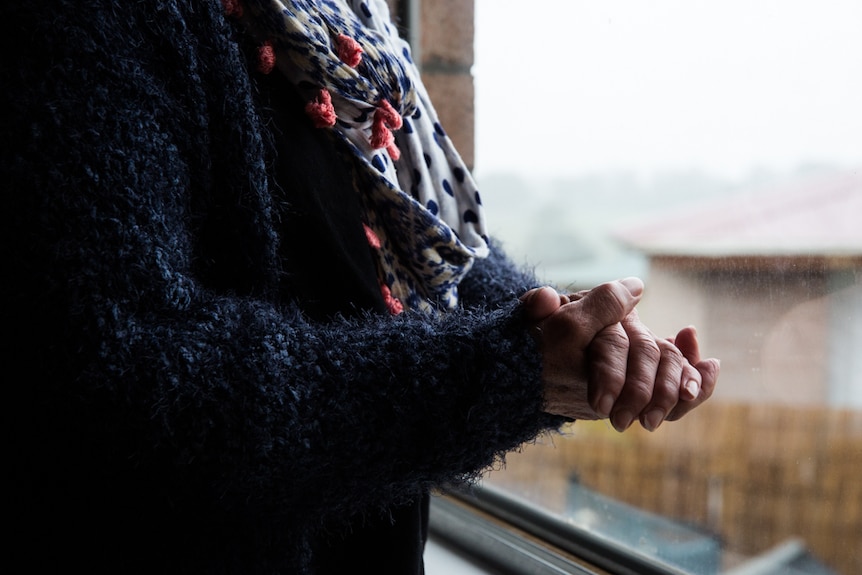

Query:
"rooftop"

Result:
[[614, 170, 862, 257]]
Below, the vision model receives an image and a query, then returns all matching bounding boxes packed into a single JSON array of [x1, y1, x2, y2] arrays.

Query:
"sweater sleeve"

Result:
[[458, 238, 543, 307], [1, 1, 557, 525]]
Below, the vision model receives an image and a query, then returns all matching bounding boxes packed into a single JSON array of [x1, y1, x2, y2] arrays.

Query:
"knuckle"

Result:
[[624, 381, 654, 408], [637, 338, 662, 363], [649, 388, 679, 411], [592, 326, 629, 355], [588, 364, 627, 399], [659, 340, 685, 368], [629, 336, 662, 377], [592, 282, 627, 320]]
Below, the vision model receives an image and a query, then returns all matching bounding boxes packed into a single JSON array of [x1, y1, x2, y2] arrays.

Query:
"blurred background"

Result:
[[470, 1, 862, 574]]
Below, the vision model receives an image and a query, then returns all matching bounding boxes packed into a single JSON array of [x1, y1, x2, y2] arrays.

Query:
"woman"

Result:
[[1, 1, 718, 573]]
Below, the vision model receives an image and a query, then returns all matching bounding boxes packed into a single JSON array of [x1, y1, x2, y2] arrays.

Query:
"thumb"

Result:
[[573, 277, 644, 337], [520, 286, 563, 322]]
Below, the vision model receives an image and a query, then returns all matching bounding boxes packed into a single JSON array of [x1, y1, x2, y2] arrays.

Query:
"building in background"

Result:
[[615, 169, 862, 407]]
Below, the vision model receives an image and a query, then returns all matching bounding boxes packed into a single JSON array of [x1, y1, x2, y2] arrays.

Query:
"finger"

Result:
[[666, 358, 720, 421], [673, 326, 701, 363], [520, 286, 563, 322], [637, 339, 685, 431], [679, 363, 702, 401], [608, 313, 662, 431], [672, 326, 703, 400], [570, 277, 644, 342], [586, 323, 629, 418]]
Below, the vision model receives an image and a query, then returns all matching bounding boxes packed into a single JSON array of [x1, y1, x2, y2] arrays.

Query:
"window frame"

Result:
[[430, 483, 695, 575]]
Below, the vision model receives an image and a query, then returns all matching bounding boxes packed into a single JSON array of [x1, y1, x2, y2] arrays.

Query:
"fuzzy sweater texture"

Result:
[[2, 1, 561, 573]]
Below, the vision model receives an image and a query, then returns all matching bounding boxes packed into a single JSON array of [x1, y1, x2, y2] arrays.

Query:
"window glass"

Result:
[[473, 1, 862, 574]]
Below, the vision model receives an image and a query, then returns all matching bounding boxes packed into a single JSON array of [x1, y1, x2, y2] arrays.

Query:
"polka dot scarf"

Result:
[[225, 0, 489, 313]]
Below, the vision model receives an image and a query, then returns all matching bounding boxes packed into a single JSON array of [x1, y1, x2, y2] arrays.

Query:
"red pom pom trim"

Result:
[[380, 284, 404, 315], [257, 41, 276, 74], [222, 0, 244, 18], [335, 34, 364, 67], [305, 89, 338, 128], [370, 100, 403, 157], [363, 224, 382, 250]]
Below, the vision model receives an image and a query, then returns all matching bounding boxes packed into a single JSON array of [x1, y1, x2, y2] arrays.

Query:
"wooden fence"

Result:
[[486, 402, 862, 575]]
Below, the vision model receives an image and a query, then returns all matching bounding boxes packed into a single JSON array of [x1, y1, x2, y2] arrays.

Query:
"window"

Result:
[[431, 2, 861, 574]]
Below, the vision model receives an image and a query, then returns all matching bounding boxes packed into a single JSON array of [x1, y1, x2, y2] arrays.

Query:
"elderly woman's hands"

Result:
[[589, 310, 718, 431], [520, 279, 719, 430]]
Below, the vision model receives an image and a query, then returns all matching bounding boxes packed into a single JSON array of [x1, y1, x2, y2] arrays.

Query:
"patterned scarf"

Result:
[[226, 0, 489, 313]]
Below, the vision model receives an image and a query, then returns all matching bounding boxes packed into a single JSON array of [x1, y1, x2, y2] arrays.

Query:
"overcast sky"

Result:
[[473, 0, 862, 181]]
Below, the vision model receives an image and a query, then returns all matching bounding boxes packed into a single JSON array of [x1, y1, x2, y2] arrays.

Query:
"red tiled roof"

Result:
[[614, 170, 862, 257]]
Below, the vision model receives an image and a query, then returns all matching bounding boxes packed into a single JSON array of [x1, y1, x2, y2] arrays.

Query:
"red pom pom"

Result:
[[221, 0, 244, 18], [305, 89, 337, 128], [386, 142, 401, 161], [380, 284, 404, 315], [370, 100, 403, 151], [370, 121, 394, 150], [363, 224, 382, 249], [257, 41, 276, 74], [376, 99, 403, 130], [335, 34, 364, 67]]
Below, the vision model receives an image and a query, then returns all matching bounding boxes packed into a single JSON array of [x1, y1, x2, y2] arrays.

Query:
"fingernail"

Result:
[[620, 277, 644, 297], [597, 394, 615, 418], [612, 410, 634, 432], [643, 409, 664, 432], [684, 379, 700, 399]]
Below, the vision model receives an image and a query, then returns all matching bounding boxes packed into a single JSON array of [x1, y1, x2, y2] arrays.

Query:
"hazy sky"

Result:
[[473, 0, 862, 181]]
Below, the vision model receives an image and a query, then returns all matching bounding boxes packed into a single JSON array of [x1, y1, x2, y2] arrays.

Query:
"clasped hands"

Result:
[[521, 277, 719, 432]]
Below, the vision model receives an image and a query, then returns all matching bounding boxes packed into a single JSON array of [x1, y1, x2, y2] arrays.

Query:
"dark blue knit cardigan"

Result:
[[2, 1, 561, 573]]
